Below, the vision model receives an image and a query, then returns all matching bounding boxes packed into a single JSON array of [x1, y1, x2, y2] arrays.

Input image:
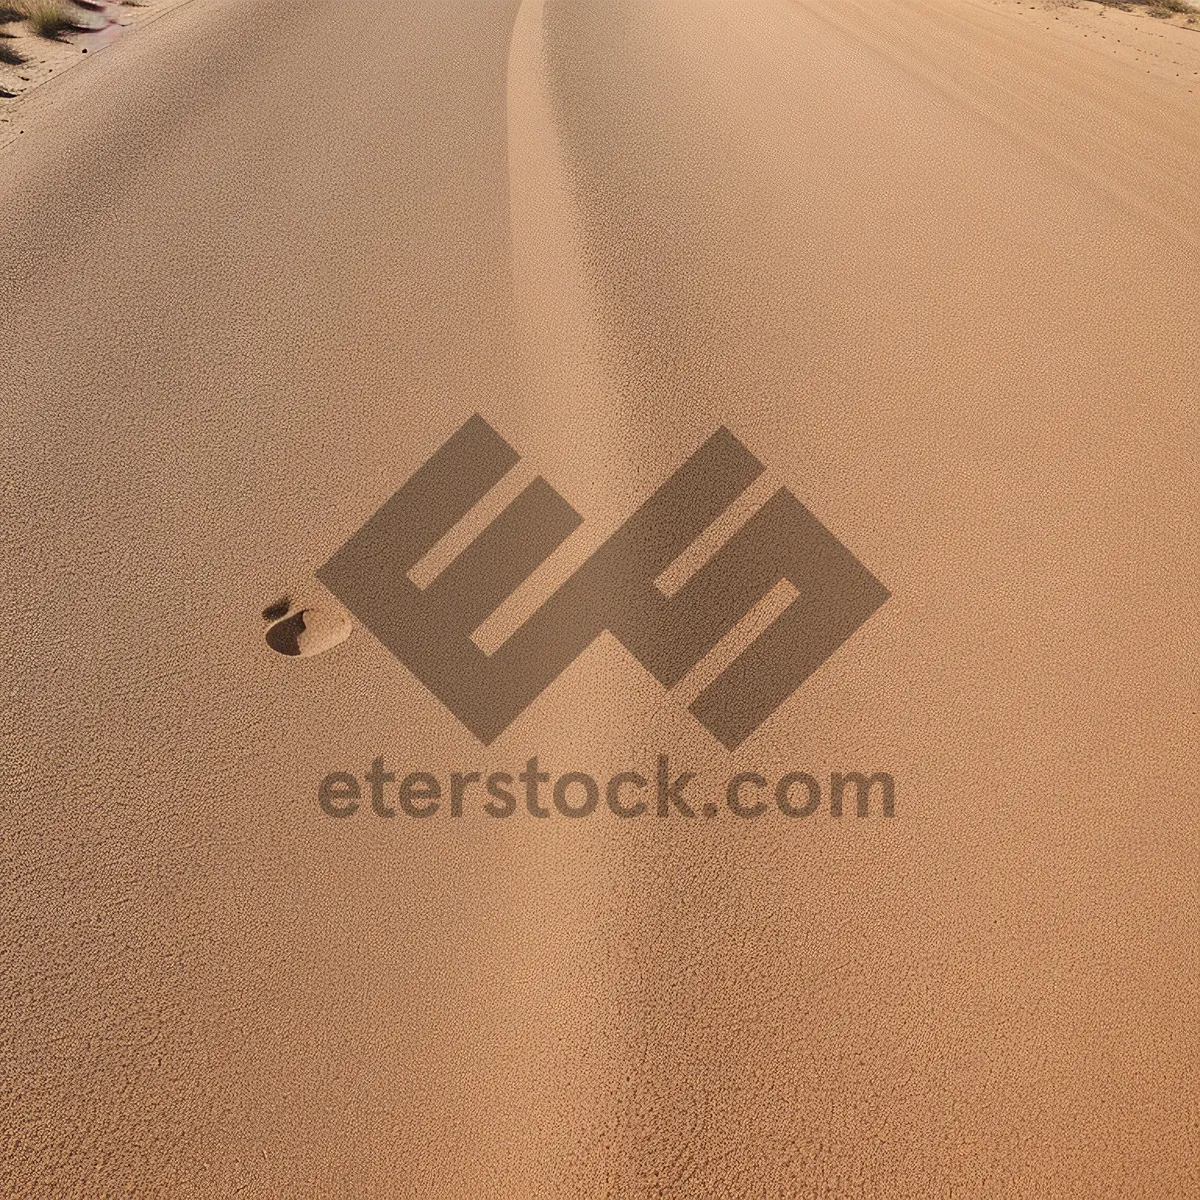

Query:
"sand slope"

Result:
[[1, 0, 1196, 1195]]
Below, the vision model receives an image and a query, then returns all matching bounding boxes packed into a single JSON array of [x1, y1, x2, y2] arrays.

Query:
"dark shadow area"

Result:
[[0, 2, 24, 64], [265, 611, 305, 657], [262, 595, 293, 622]]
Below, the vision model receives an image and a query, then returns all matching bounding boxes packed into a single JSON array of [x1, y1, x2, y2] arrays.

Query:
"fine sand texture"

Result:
[[1, 0, 1197, 1195]]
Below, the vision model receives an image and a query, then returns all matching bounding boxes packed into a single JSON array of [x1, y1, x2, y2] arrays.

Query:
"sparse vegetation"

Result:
[[1045, 0, 1198, 19], [1095, 0, 1196, 14], [10, 0, 73, 40]]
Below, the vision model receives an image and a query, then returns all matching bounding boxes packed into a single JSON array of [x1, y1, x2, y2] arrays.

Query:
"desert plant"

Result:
[[17, 0, 72, 39]]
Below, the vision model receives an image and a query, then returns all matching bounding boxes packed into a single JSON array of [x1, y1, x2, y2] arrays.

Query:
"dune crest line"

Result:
[[505, 0, 615, 447]]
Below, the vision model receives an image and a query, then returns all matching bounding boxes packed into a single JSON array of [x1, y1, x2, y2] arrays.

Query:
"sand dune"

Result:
[[1, 0, 1196, 1195]]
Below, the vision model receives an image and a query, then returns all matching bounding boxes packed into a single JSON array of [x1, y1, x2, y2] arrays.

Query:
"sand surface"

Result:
[[1, 0, 1197, 1195]]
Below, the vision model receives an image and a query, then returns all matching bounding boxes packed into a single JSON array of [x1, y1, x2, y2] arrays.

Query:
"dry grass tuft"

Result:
[[12, 0, 74, 39]]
